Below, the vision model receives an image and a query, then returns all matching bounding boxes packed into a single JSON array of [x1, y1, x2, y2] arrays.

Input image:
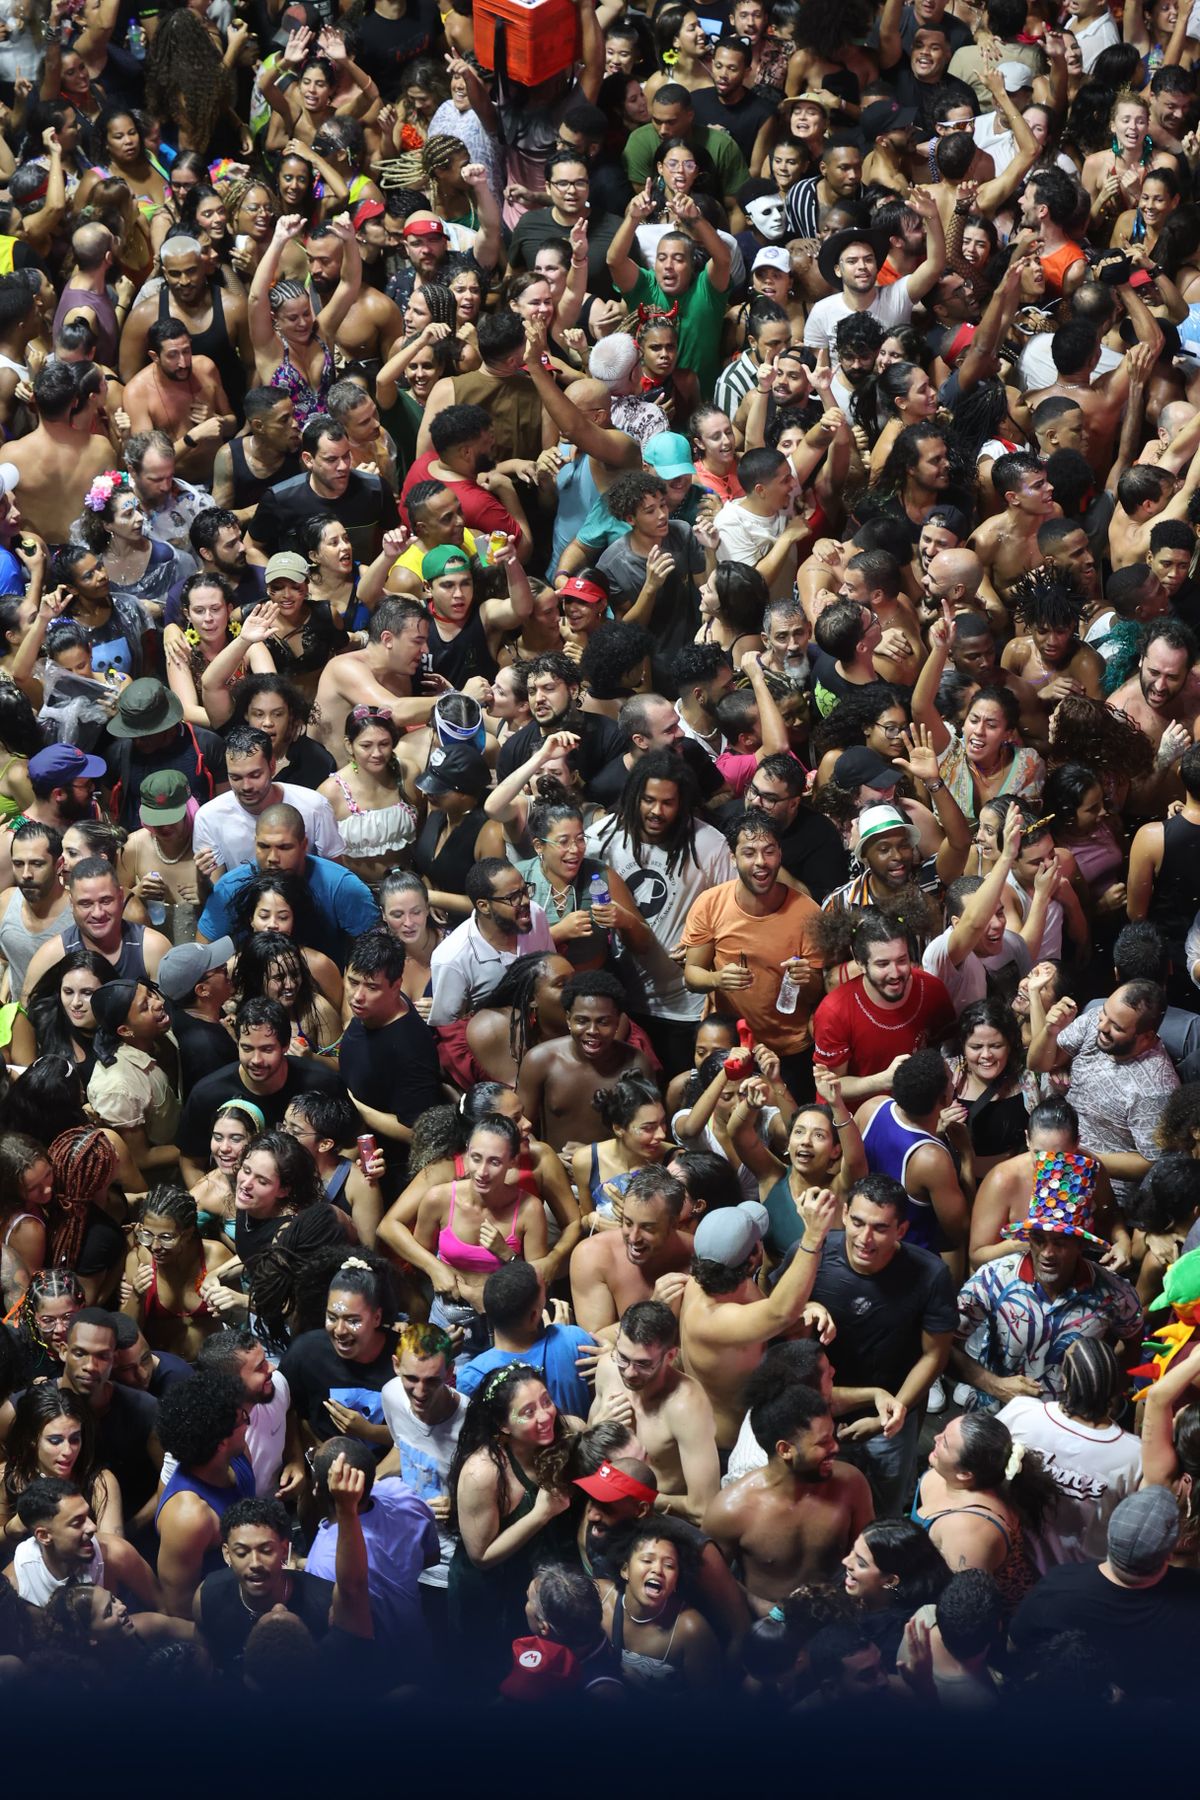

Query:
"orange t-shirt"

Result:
[[876, 256, 902, 288], [1040, 240, 1086, 297], [680, 882, 824, 1055]]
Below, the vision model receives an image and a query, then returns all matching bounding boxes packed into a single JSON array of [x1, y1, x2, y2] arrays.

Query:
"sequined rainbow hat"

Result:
[[1003, 1149, 1108, 1250]]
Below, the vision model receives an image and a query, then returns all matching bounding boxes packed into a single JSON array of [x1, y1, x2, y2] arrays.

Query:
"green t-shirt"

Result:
[[618, 266, 728, 400], [622, 123, 749, 194]]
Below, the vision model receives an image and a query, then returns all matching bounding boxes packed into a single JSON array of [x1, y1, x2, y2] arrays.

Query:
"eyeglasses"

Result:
[[875, 720, 906, 737], [748, 786, 788, 807], [550, 176, 589, 189], [491, 885, 532, 906], [35, 1311, 79, 1333], [613, 1345, 667, 1376], [135, 1228, 181, 1248], [665, 157, 698, 172]]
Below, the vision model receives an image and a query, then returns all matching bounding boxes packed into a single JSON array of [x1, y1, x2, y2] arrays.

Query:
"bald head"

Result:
[[565, 378, 611, 418], [257, 802, 305, 838], [926, 548, 983, 603], [1160, 401, 1198, 444], [72, 223, 114, 272]]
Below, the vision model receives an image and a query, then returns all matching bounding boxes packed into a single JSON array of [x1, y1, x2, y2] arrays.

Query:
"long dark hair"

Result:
[[447, 1362, 572, 1536], [233, 931, 326, 1049], [26, 950, 110, 1065], [476, 955, 562, 1072], [0, 1056, 89, 1140], [597, 749, 702, 879], [4, 1385, 102, 1515], [230, 871, 321, 950]]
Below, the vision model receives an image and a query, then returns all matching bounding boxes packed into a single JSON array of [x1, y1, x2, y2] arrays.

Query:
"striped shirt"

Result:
[[713, 348, 757, 421]]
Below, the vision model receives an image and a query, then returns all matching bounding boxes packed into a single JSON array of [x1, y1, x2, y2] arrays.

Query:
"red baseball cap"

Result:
[[573, 1460, 658, 1504], [499, 1637, 579, 1700], [403, 217, 447, 239], [946, 322, 976, 363], [353, 198, 385, 229]]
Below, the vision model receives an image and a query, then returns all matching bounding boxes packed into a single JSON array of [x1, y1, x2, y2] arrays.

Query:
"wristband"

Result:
[[926, 777, 945, 793], [797, 1239, 820, 1254], [183, 432, 195, 448]]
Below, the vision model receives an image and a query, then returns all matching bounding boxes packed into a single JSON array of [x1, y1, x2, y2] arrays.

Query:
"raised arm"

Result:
[[693, 1188, 838, 1346], [522, 317, 639, 468], [463, 163, 503, 273], [607, 181, 657, 294], [248, 214, 308, 358], [313, 214, 363, 348], [910, 610, 953, 753], [902, 186, 948, 304]]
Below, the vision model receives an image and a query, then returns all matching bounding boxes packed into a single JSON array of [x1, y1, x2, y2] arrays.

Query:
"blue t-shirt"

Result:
[[0, 547, 23, 596], [198, 854, 379, 965], [457, 1325, 596, 1419]]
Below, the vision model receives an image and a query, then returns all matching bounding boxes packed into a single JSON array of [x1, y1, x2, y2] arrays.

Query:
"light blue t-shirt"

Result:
[[457, 1325, 596, 1419]]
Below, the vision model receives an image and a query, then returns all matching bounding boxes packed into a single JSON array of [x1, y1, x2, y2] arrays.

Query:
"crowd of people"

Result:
[[0, 0, 1195, 1715]]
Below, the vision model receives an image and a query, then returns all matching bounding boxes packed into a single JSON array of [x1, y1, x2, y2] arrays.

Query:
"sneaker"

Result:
[[952, 1381, 973, 1409], [926, 1377, 947, 1414]]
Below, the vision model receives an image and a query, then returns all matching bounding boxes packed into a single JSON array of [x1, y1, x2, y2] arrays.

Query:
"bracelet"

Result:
[[834, 1119, 852, 1130], [926, 777, 945, 793], [797, 1239, 820, 1254]]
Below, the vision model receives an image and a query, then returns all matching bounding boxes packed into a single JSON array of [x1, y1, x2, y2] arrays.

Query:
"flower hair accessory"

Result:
[[84, 471, 128, 513], [1004, 1442, 1026, 1482], [340, 1256, 371, 1271]]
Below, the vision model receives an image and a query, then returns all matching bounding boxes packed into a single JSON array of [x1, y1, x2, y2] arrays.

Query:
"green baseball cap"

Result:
[[422, 544, 472, 582], [140, 768, 191, 825]]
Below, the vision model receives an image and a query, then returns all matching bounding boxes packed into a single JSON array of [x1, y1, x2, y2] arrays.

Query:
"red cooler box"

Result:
[[474, 0, 580, 85]]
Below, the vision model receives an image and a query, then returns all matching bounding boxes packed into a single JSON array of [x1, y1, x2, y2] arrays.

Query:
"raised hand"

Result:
[[274, 212, 308, 243], [894, 722, 940, 785], [282, 24, 313, 65]]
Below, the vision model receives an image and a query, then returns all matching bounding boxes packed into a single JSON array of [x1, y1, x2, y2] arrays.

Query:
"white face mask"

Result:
[[747, 196, 787, 239]]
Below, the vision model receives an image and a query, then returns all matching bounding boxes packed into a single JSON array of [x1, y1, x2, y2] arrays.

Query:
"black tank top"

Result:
[[225, 437, 302, 511], [1150, 813, 1200, 950], [413, 807, 487, 897], [158, 278, 244, 406], [428, 606, 498, 688]]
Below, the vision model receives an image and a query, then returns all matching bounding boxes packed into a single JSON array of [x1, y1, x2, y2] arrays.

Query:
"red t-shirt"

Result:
[[400, 451, 520, 542], [812, 972, 955, 1077]]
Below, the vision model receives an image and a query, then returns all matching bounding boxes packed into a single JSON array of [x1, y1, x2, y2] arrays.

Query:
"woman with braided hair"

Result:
[[120, 1187, 235, 1360], [277, 1257, 401, 1456], [8, 1267, 84, 1383], [464, 952, 576, 1086], [42, 1126, 124, 1308], [447, 1359, 579, 1677], [248, 212, 361, 422]]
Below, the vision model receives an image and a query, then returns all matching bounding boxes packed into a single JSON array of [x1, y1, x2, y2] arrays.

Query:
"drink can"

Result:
[[357, 1133, 378, 1165]]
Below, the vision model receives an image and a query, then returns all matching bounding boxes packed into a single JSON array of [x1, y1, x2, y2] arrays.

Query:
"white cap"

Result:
[[0, 462, 20, 497], [997, 60, 1034, 92]]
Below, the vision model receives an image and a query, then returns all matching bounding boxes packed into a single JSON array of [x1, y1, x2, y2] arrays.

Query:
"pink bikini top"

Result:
[[437, 1179, 521, 1273]]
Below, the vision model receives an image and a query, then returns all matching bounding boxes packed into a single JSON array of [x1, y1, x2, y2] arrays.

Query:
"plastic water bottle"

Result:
[[589, 872, 612, 948], [127, 17, 146, 58], [776, 961, 800, 1015]]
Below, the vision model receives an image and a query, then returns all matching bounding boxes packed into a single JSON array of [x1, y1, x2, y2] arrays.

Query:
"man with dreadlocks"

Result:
[[1001, 568, 1105, 712], [589, 750, 734, 1077]]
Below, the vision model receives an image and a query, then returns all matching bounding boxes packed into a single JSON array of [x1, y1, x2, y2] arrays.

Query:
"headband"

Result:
[[216, 1097, 265, 1131]]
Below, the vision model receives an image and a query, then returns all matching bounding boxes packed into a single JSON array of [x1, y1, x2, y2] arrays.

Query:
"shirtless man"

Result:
[[518, 972, 657, 1154], [6, 362, 114, 544], [589, 1300, 720, 1524], [703, 1381, 873, 1608], [679, 1189, 837, 1455], [945, 611, 1046, 747], [305, 225, 405, 373], [121, 321, 236, 486], [1000, 569, 1104, 710], [968, 1090, 1128, 1268], [1024, 275, 1162, 477], [312, 594, 441, 748], [968, 451, 1056, 609], [1107, 618, 1200, 752], [1108, 438, 1200, 571], [118, 237, 252, 388], [570, 1169, 693, 1336]]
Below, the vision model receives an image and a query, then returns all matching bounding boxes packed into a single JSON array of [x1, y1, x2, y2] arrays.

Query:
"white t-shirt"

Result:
[[722, 1408, 766, 1486], [803, 278, 915, 365], [996, 1395, 1142, 1569], [1069, 9, 1119, 69], [193, 783, 344, 873], [381, 1377, 465, 1587], [973, 109, 1077, 179], [1017, 332, 1122, 393], [922, 926, 1030, 1012], [586, 818, 734, 1020], [160, 1370, 291, 1498], [713, 500, 791, 570], [13, 1535, 104, 1605]]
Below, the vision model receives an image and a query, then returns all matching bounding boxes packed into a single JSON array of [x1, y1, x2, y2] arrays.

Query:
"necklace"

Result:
[[627, 1602, 668, 1625], [150, 839, 191, 865], [240, 1571, 291, 1616]]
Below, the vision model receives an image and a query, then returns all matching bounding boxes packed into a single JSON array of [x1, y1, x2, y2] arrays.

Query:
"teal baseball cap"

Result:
[[644, 433, 695, 480]]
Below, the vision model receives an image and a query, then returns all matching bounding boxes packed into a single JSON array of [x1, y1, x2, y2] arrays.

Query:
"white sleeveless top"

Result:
[[12, 1534, 104, 1606]]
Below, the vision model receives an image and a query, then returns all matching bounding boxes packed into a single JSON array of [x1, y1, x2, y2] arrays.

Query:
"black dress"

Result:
[[413, 808, 487, 897]]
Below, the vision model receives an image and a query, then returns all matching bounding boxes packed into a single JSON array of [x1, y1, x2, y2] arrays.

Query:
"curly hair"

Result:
[[232, 931, 327, 1050], [1048, 695, 1154, 782], [156, 1370, 246, 1469], [577, 621, 655, 701], [447, 1362, 574, 1537], [789, 0, 873, 56], [809, 682, 908, 763], [145, 11, 234, 155], [1157, 1083, 1200, 1157]]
